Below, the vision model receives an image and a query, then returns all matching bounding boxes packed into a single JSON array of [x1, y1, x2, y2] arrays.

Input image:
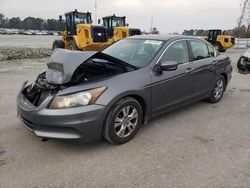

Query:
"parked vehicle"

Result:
[[237, 48, 250, 73], [17, 35, 232, 144], [52, 9, 141, 51]]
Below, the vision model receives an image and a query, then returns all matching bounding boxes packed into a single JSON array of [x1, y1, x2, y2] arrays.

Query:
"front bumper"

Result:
[[16, 83, 108, 142]]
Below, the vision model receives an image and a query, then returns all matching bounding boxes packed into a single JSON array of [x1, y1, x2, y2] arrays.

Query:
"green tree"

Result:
[[8, 17, 21, 29]]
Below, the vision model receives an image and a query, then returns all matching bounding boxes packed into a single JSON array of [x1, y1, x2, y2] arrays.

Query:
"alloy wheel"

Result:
[[214, 79, 224, 99], [114, 105, 138, 138]]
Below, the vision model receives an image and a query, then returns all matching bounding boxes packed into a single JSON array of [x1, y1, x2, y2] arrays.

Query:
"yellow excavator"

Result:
[[206, 29, 235, 52], [52, 10, 141, 51]]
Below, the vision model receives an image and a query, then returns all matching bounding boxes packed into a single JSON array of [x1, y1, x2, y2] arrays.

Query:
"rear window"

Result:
[[190, 41, 210, 60]]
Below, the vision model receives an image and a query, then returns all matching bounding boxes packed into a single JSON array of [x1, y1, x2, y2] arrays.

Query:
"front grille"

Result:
[[92, 26, 107, 42]]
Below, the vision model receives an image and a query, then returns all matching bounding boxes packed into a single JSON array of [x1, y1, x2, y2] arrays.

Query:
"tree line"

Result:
[[0, 13, 65, 31]]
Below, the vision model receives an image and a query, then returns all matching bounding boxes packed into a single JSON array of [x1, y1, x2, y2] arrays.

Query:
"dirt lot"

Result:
[[0, 48, 250, 188]]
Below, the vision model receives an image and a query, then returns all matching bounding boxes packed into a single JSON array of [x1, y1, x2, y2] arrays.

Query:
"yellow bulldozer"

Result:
[[52, 10, 141, 51], [206, 29, 235, 52], [100, 14, 141, 42]]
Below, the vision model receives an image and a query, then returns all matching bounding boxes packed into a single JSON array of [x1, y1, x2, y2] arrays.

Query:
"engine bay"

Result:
[[23, 56, 129, 106]]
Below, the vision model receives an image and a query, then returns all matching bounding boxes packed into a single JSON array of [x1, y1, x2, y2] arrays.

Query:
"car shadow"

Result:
[[47, 100, 211, 151]]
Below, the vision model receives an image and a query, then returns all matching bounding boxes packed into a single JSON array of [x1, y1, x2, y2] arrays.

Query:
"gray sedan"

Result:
[[17, 35, 232, 144]]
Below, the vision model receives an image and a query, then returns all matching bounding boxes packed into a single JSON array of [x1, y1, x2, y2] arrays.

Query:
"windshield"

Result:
[[112, 18, 125, 27], [102, 39, 164, 68], [75, 14, 90, 24]]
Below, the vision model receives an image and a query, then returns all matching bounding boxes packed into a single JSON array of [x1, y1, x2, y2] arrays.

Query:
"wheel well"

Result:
[[221, 73, 228, 86], [127, 95, 147, 124]]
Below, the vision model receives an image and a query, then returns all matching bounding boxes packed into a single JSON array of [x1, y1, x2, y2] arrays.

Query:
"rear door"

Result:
[[188, 40, 217, 96], [151, 40, 196, 114]]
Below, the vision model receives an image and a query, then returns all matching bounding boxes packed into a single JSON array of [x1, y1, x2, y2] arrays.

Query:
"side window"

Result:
[[207, 44, 215, 57], [190, 41, 210, 60], [161, 41, 189, 64]]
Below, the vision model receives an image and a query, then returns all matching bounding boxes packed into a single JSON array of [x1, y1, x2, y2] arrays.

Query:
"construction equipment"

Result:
[[52, 9, 109, 51], [206, 29, 235, 52], [101, 14, 141, 41], [52, 10, 141, 51]]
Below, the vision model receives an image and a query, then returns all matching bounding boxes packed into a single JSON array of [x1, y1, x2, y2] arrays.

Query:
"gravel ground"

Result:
[[0, 49, 250, 188], [0, 48, 52, 61], [0, 35, 59, 60]]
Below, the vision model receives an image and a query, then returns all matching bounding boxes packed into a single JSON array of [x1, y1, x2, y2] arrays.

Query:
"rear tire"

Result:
[[103, 97, 143, 144], [206, 76, 226, 103], [52, 40, 65, 50], [69, 40, 79, 51]]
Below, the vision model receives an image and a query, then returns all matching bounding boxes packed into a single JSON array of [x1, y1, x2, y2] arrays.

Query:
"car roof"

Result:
[[128, 34, 200, 41]]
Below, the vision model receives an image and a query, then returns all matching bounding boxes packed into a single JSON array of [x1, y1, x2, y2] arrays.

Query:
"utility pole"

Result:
[[150, 17, 153, 33], [95, 0, 97, 24]]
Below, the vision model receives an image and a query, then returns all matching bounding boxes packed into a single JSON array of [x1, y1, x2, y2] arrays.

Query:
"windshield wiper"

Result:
[[98, 52, 137, 70]]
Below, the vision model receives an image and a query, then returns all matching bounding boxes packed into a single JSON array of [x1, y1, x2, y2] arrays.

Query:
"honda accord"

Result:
[[17, 35, 232, 144]]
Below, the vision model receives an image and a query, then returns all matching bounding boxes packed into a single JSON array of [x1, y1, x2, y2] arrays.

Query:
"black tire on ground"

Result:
[[69, 40, 79, 51], [52, 40, 65, 50], [213, 42, 223, 52], [206, 76, 226, 103], [103, 97, 143, 144]]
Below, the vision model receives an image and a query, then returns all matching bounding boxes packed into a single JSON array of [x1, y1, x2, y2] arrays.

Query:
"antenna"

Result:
[[95, 0, 97, 24]]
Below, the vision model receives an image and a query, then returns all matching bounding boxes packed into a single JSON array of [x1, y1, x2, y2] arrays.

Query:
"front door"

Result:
[[151, 40, 196, 114]]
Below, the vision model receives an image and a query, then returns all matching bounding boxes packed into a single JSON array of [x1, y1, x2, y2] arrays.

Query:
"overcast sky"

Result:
[[0, 0, 243, 33]]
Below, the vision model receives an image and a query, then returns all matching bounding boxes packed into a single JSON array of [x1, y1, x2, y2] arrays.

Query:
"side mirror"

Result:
[[160, 61, 178, 71], [98, 19, 101, 24]]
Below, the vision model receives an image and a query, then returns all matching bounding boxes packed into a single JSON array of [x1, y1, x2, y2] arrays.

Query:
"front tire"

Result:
[[103, 97, 143, 144], [207, 76, 226, 103]]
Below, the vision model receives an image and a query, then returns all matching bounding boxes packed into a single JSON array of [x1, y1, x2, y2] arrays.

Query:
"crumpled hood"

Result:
[[46, 48, 97, 84]]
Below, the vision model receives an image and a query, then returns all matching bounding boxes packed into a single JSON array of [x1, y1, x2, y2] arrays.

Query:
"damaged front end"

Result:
[[21, 48, 133, 107], [23, 72, 62, 106], [17, 48, 134, 140]]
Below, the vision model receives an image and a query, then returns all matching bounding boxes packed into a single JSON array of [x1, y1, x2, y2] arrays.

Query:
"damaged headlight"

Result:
[[49, 86, 107, 109]]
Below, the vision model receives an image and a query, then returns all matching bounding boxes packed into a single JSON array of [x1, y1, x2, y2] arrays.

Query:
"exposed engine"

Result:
[[23, 53, 129, 106], [23, 72, 61, 106]]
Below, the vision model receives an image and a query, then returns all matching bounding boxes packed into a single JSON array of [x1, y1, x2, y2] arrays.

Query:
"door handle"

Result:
[[186, 67, 194, 73]]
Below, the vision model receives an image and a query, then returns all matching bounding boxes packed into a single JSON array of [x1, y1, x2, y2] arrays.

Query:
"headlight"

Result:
[[49, 86, 107, 109]]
